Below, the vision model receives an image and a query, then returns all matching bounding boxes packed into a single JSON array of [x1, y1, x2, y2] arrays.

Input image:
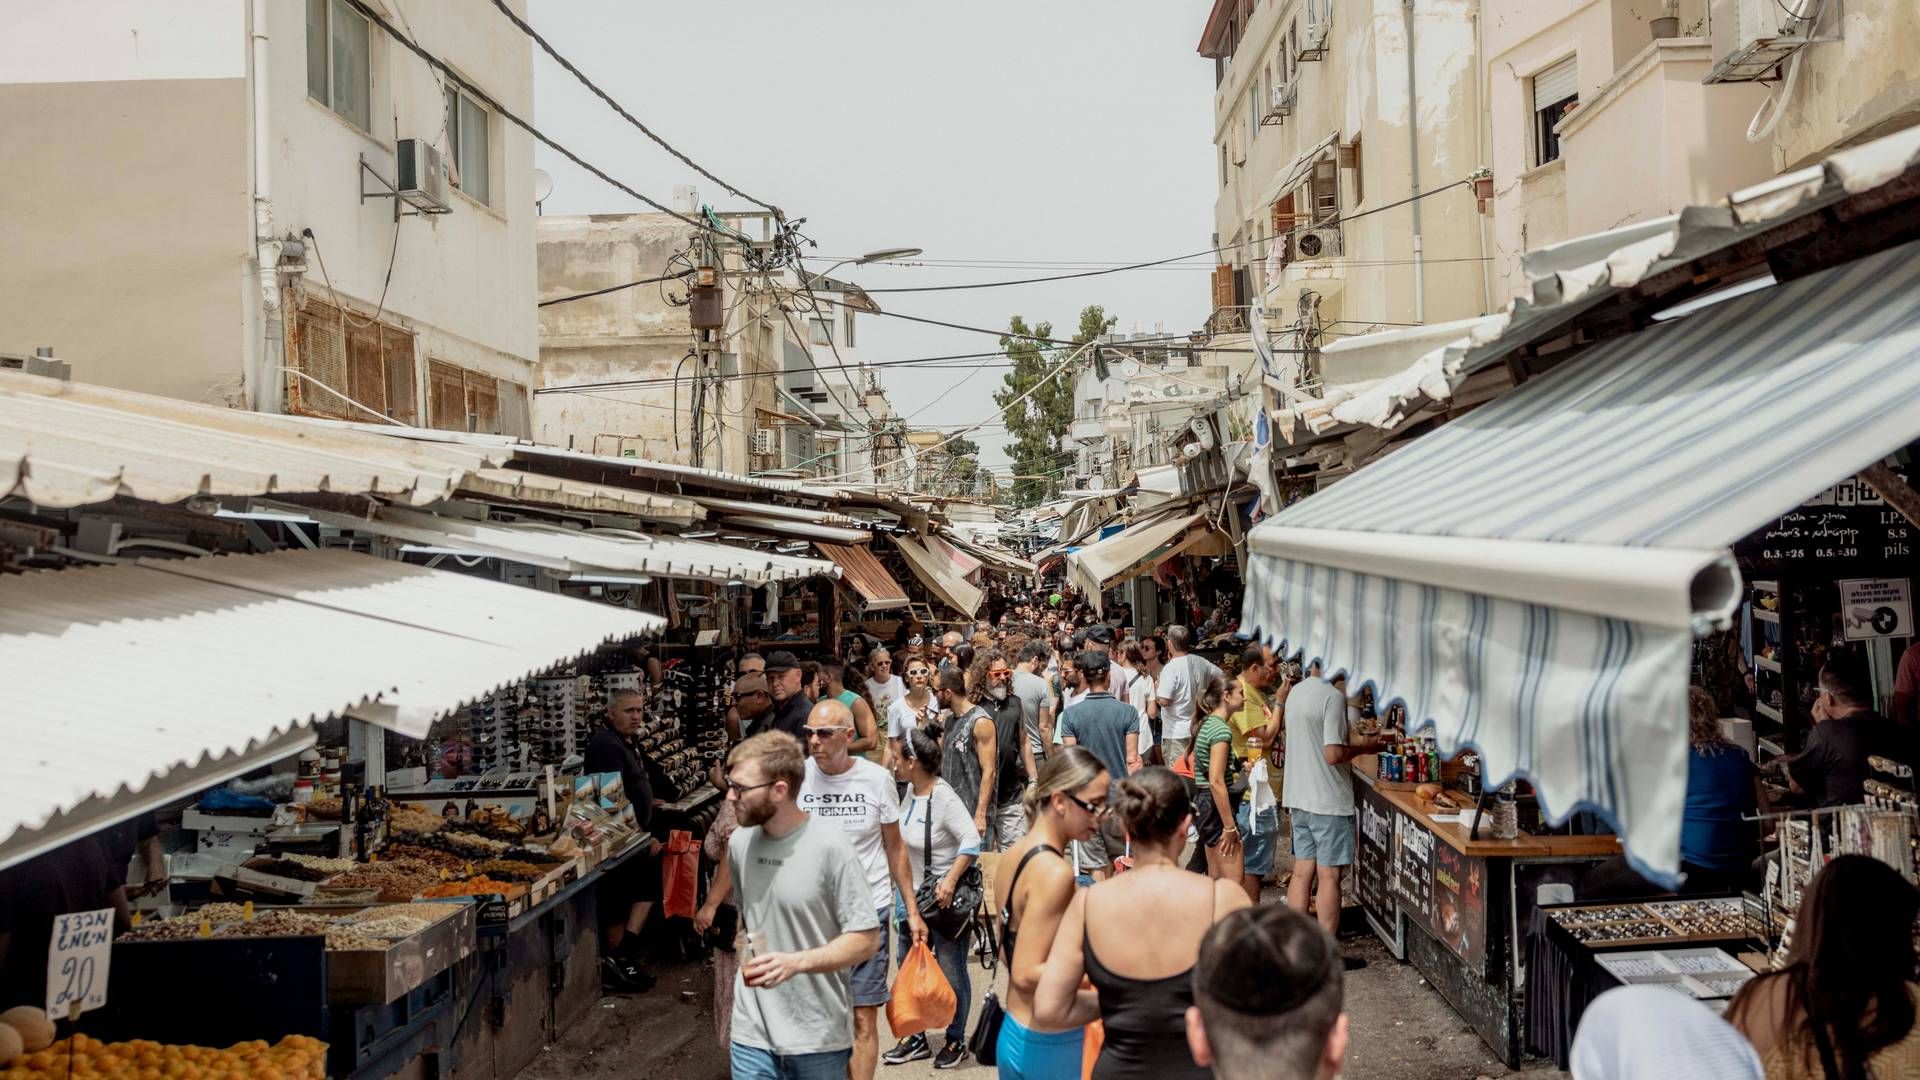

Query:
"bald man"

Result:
[[797, 700, 926, 1080]]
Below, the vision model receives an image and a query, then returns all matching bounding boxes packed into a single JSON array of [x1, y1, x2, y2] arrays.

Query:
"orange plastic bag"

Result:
[[661, 829, 699, 920], [1082, 1018, 1104, 1080], [886, 942, 957, 1038]]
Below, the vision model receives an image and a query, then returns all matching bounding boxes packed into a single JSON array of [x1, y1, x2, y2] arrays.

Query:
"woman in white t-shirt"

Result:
[[886, 657, 940, 777], [883, 728, 982, 1068]]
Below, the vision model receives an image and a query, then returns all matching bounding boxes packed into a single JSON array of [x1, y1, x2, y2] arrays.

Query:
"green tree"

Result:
[[993, 306, 1117, 508]]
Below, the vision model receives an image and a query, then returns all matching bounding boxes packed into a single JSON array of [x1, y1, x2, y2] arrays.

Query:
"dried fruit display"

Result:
[[419, 877, 514, 898]]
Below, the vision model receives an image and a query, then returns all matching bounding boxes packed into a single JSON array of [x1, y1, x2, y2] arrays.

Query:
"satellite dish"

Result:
[[532, 169, 555, 211]]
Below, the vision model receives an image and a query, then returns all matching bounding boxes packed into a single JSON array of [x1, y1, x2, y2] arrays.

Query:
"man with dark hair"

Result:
[[1014, 639, 1057, 757], [585, 688, 660, 992], [763, 651, 813, 741], [1157, 625, 1224, 770], [1188, 905, 1349, 1080], [972, 649, 1031, 849], [1782, 653, 1885, 806], [1060, 649, 1141, 878], [934, 668, 999, 840]]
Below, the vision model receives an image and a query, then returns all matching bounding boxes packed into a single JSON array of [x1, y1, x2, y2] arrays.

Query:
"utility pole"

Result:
[[687, 234, 725, 469]]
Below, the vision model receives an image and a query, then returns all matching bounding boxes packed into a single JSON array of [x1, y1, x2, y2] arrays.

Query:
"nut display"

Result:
[[379, 844, 466, 870], [1, 1033, 327, 1079], [477, 859, 547, 882], [420, 877, 514, 898], [323, 863, 441, 901], [283, 853, 357, 875]]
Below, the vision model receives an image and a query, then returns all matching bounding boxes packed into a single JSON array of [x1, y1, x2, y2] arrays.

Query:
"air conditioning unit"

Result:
[[1704, 0, 1818, 83], [1298, 19, 1330, 61], [1291, 226, 1343, 261], [751, 428, 778, 456], [394, 139, 450, 213], [1270, 81, 1297, 116]]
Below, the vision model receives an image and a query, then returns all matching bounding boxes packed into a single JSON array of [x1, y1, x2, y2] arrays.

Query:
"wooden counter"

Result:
[[1354, 758, 1621, 859]]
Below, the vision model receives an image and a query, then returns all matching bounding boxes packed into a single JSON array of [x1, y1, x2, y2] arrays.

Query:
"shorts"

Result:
[[848, 907, 892, 1007], [596, 846, 661, 928], [1078, 814, 1129, 871], [1289, 808, 1356, 868], [990, 800, 1028, 851], [1191, 786, 1231, 849], [1237, 802, 1281, 877], [995, 1013, 1084, 1080]]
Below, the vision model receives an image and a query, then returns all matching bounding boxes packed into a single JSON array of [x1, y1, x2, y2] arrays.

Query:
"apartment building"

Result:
[[0, 0, 537, 430], [1199, 0, 1491, 381]]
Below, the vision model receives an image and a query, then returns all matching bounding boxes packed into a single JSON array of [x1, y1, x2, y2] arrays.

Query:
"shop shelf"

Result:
[[1755, 655, 1782, 674], [1754, 702, 1784, 723], [1753, 609, 1780, 624]]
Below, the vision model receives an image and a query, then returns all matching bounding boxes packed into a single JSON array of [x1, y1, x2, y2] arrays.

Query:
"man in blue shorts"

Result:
[[1281, 669, 1385, 970]]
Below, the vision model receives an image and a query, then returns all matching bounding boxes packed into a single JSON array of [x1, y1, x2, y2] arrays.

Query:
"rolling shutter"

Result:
[[1533, 55, 1577, 109]]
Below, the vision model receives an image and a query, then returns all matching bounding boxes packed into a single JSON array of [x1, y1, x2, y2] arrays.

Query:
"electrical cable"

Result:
[[486, 0, 779, 212], [341, 0, 724, 237], [304, 226, 401, 331], [539, 270, 695, 307]]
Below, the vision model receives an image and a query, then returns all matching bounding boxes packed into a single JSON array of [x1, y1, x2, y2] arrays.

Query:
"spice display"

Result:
[[324, 862, 440, 901], [380, 844, 466, 870], [283, 853, 358, 875], [420, 876, 514, 898], [1, 1033, 327, 1078], [477, 859, 547, 882]]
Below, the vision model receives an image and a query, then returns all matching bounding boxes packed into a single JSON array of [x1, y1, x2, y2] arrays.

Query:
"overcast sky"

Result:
[[529, 0, 1219, 474]]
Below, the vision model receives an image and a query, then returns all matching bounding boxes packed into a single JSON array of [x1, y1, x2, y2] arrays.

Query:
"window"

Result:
[[444, 86, 491, 205], [843, 311, 857, 348], [1530, 55, 1578, 167], [1220, 144, 1229, 187], [425, 360, 525, 435], [809, 318, 834, 347], [288, 297, 416, 423], [1246, 82, 1259, 144], [306, 0, 371, 131]]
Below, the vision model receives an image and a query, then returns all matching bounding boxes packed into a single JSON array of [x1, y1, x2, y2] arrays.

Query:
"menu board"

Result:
[[1393, 815, 1435, 926], [1737, 474, 1914, 564], [1431, 844, 1490, 975], [1355, 788, 1395, 926]]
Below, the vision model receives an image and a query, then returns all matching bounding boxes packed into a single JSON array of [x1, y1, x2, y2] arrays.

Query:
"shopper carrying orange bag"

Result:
[[887, 941, 958, 1038], [661, 828, 699, 920]]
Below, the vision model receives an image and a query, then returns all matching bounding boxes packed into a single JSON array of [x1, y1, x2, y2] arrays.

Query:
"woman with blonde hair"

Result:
[[1036, 766, 1250, 1079], [990, 746, 1110, 1080]]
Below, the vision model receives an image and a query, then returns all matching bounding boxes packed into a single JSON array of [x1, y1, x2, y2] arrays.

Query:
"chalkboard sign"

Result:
[[1737, 474, 1914, 565], [1394, 816, 1435, 926], [1432, 844, 1490, 975], [1356, 787, 1395, 926]]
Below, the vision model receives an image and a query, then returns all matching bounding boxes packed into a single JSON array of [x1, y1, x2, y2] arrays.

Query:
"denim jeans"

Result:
[[729, 1044, 851, 1080], [894, 918, 971, 1043]]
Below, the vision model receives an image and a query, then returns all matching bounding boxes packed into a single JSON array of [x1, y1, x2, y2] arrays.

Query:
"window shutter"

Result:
[[1271, 191, 1297, 234], [1211, 264, 1235, 310], [1311, 158, 1339, 222], [381, 326, 418, 425], [1533, 56, 1577, 110], [464, 370, 500, 435], [427, 360, 467, 431], [290, 297, 352, 419], [346, 319, 384, 421], [498, 382, 530, 439]]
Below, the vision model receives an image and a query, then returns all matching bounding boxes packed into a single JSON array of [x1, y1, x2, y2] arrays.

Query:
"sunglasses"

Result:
[[906, 669, 930, 678], [804, 726, 852, 739], [1066, 793, 1109, 818]]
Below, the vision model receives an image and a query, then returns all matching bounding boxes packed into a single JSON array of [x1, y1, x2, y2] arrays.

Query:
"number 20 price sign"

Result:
[[46, 908, 113, 1018]]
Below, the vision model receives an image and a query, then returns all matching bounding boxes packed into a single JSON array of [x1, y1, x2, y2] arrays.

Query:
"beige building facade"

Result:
[[1200, 0, 1493, 388], [0, 0, 537, 430], [1485, 0, 1920, 300]]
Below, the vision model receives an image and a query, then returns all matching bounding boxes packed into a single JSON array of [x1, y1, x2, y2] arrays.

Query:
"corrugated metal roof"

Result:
[[714, 513, 872, 544], [816, 542, 910, 610], [459, 467, 702, 524], [690, 495, 861, 528], [0, 371, 504, 508], [0, 548, 662, 871], [280, 502, 838, 586]]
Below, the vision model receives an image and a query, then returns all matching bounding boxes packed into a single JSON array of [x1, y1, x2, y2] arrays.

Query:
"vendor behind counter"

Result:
[[0, 836, 131, 1009]]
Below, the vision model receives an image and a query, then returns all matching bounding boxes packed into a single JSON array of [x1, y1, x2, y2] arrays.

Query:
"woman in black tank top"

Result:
[[1035, 766, 1252, 1080]]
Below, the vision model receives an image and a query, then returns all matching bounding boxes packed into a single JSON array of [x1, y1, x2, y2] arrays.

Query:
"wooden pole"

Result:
[[1859, 463, 1920, 530]]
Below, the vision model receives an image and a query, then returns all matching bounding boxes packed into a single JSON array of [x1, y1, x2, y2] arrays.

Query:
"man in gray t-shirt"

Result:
[[1281, 673, 1386, 947], [1012, 640, 1056, 758], [723, 732, 882, 1073]]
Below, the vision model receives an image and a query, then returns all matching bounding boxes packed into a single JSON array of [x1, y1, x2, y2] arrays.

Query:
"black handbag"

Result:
[[912, 791, 983, 940], [971, 843, 1051, 1067]]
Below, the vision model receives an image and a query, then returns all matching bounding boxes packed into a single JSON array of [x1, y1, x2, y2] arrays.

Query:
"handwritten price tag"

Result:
[[46, 908, 113, 1016]]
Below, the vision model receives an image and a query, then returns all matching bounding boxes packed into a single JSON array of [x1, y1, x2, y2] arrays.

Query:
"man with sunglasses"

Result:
[[763, 651, 814, 742], [796, 700, 925, 1080], [864, 648, 907, 716], [712, 673, 776, 790], [975, 649, 1034, 850]]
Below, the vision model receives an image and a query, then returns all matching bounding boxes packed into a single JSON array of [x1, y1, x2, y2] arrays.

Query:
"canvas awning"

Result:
[[0, 548, 663, 871], [927, 535, 984, 582], [1241, 235, 1920, 884], [891, 535, 984, 618], [817, 542, 910, 611], [1066, 511, 1216, 605]]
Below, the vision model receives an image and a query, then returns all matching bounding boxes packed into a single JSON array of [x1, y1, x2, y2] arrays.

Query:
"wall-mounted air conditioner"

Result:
[[1704, 0, 1822, 84], [394, 139, 450, 213], [751, 428, 777, 456], [1291, 226, 1343, 261]]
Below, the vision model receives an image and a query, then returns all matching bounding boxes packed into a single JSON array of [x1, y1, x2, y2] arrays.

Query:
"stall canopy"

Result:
[[1067, 511, 1215, 606], [816, 542, 910, 610], [0, 548, 663, 872], [927, 534, 984, 582], [1241, 235, 1920, 884], [274, 502, 837, 586], [891, 535, 984, 618]]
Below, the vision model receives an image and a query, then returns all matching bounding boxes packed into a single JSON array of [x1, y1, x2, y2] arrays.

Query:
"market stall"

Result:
[[1350, 758, 1619, 1066]]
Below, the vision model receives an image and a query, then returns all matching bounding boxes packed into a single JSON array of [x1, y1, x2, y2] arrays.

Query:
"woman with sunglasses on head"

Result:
[[1035, 766, 1251, 1080], [992, 747, 1110, 1080], [880, 728, 982, 1069], [886, 658, 941, 777]]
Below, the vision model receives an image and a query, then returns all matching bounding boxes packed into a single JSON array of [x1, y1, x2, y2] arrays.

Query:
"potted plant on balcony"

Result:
[[1468, 167, 1493, 200]]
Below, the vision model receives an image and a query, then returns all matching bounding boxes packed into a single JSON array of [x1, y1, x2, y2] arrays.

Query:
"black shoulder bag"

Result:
[[914, 791, 983, 940], [970, 843, 1057, 1066]]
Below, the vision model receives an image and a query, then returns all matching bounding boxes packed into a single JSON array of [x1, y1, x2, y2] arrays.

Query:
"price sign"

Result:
[[46, 908, 113, 1016]]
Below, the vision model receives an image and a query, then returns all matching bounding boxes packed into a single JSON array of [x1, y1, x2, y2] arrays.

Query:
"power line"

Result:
[[487, 0, 779, 212], [342, 0, 719, 237], [538, 270, 694, 308], [857, 180, 1473, 294]]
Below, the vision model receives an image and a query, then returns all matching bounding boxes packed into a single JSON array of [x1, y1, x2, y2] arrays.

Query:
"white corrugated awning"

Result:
[[1066, 511, 1214, 604], [690, 495, 860, 528], [0, 548, 663, 871], [927, 535, 984, 582], [0, 371, 500, 509], [891, 535, 983, 618], [1242, 235, 1920, 885], [714, 514, 872, 545], [459, 468, 702, 523], [281, 502, 837, 586]]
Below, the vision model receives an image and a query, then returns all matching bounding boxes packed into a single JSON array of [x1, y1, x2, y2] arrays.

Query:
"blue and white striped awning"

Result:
[[1242, 236, 1920, 884]]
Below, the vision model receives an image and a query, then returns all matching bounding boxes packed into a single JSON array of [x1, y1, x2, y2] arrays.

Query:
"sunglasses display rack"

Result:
[[522, 676, 581, 764], [462, 686, 518, 774]]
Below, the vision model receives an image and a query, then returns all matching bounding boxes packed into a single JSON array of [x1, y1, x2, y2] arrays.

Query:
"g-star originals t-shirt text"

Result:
[[799, 757, 901, 909]]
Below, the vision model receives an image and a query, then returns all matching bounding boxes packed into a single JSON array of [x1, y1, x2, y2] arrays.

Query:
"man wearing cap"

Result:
[[1059, 650, 1140, 878], [711, 672, 775, 791], [763, 650, 814, 741]]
